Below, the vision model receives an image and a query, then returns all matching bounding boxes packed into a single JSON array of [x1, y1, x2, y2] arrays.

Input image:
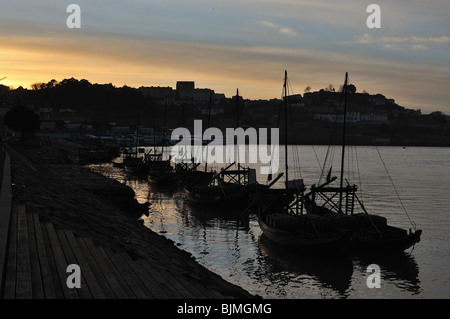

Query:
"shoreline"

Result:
[[4, 142, 258, 299]]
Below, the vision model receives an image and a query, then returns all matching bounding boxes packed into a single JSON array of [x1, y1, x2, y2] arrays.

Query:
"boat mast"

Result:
[[284, 70, 289, 188], [339, 72, 349, 213], [204, 91, 212, 173], [134, 105, 140, 157], [235, 88, 241, 184], [152, 110, 157, 155], [162, 103, 168, 159]]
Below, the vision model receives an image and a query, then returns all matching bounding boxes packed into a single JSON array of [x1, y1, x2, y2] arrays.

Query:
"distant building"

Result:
[[40, 121, 56, 131], [110, 126, 131, 136], [176, 81, 195, 99], [64, 122, 83, 130], [38, 107, 53, 121], [176, 81, 195, 91], [214, 93, 226, 100], [284, 94, 303, 106], [138, 127, 155, 135], [368, 94, 386, 106], [193, 88, 215, 104], [59, 108, 76, 113], [314, 112, 361, 123], [361, 113, 388, 122], [139, 86, 175, 105], [200, 107, 224, 116]]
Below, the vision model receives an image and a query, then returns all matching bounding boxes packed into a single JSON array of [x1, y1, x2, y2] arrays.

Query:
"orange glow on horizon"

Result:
[[0, 34, 448, 113]]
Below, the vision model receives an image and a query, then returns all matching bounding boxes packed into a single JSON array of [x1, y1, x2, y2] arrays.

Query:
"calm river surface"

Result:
[[89, 146, 450, 299]]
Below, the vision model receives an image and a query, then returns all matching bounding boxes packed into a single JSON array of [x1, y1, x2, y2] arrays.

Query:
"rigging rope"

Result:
[[266, 75, 286, 185], [355, 145, 364, 204], [375, 146, 416, 230], [287, 94, 303, 180], [311, 145, 322, 171]]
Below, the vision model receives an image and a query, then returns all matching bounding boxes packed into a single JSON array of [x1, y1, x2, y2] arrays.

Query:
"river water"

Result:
[[89, 145, 450, 299]]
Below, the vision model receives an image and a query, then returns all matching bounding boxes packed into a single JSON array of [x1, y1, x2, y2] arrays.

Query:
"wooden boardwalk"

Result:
[[1, 203, 235, 299]]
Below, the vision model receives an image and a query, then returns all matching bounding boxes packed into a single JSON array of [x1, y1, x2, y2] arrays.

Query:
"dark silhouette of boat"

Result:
[[175, 160, 215, 188], [122, 148, 149, 175], [146, 105, 177, 186], [303, 72, 422, 254], [257, 209, 351, 254], [146, 151, 175, 185], [256, 71, 351, 254], [184, 90, 262, 211], [176, 93, 217, 189], [185, 162, 259, 209]]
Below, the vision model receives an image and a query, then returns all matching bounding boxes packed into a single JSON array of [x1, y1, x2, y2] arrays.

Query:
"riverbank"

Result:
[[3, 142, 258, 299]]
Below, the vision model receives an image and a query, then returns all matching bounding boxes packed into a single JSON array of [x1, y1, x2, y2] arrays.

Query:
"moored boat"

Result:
[[257, 207, 351, 254], [256, 71, 351, 254], [303, 72, 422, 254]]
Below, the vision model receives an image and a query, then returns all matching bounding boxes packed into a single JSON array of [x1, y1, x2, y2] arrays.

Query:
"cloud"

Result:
[[279, 27, 298, 36], [411, 44, 428, 51], [260, 21, 278, 28], [2, 31, 449, 114], [384, 44, 399, 50], [410, 36, 450, 43], [259, 20, 298, 36], [356, 34, 450, 44]]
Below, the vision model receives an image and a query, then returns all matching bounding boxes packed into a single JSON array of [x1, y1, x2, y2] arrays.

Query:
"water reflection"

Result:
[[354, 251, 421, 295], [88, 160, 424, 299], [185, 201, 251, 230], [257, 235, 353, 297]]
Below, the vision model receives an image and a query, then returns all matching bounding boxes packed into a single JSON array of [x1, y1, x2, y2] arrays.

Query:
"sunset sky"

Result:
[[1, 0, 449, 113]]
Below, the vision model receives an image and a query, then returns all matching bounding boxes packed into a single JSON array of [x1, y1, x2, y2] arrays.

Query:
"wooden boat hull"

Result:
[[351, 227, 422, 253], [185, 185, 254, 209], [180, 170, 215, 187], [257, 213, 351, 254], [124, 165, 149, 175], [148, 170, 176, 186], [305, 204, 422, 253]]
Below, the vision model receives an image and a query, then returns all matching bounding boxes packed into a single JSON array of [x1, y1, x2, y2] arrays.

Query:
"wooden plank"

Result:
[[55, 228, 92, 299], [94, 244, 137, 299], [15, 204, 32, 299], [118, 251, 169, 299], [0, 151, 12, 297], [74, 236, 116, 299], [82, 238, 130, 299], [161, 271, 199, 299], [40, 220, 64, 299], [160, 268, 215, 299], [64, 230, 106, 299], [137, 259, 185, 298], [102, 246, 151, 299], [31, 213, 56, 298], [190, 279, 227, 299], [44, 222, 79, 299], [26, 211, 44, 299], [170, 270, 225, 299], [2, 204, 18, 299]]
